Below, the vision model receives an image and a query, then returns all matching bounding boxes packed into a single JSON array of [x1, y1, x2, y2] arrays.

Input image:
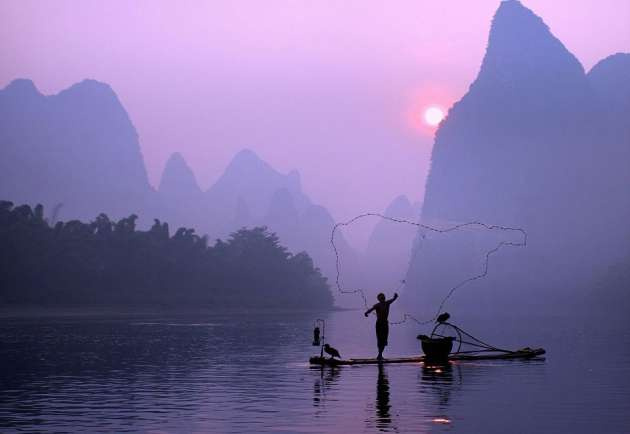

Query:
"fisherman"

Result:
[[364, 292, 398, 360]]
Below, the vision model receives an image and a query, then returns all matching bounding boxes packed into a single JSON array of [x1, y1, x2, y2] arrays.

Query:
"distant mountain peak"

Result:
[[159, 152, 202, 197], [220, 149, 281, 183], [67, 79, 114, 93], [219, 149, 277, 184], [56, 79, 120, 105], [223, 151, 304, 193], [168, 151, 186, 163], [0, 77, 152, 220], [2, 79, 41, 98], [590, 52, 630, 73], [230, 148, 265, 166], [476, 0, 584, 89], [384, 195, 413, 216], [235, 148, 258, 158], [206, 149, 311, 221], [588, 53, 630, 106], [491, 1, 549, 38]]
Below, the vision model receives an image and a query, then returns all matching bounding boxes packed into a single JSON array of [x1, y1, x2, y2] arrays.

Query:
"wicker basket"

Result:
[[417, 335, 454, 362]]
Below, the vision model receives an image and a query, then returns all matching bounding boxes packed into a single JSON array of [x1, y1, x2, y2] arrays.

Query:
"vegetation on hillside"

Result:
[[0, 201, 333, 308]]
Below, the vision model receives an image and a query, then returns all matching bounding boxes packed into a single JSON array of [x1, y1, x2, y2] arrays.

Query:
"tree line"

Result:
[[0, 201, 333, 308]]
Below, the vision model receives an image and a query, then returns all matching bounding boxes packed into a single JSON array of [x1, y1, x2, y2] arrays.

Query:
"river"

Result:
[[1, 308, 628, 433]]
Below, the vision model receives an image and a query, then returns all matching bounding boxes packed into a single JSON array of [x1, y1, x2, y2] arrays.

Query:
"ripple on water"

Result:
[[1, 310, 629, 433]]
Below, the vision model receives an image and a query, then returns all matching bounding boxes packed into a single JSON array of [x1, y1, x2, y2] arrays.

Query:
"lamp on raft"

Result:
[[313, 319, 326, 357], [312, 326, 321, 346]]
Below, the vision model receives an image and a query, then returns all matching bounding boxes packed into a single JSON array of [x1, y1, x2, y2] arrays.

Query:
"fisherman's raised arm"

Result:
[[387, 293, 399, 305]]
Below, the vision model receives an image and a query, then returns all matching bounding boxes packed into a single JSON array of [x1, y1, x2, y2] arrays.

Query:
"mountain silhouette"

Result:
[[296, 203, 359, 306], [0, 79, 153, 221], [206, 149, 310, 216], [264, 188, 301, 243], [424, 0, 591, 227], [588, 53, 630, 245], [411, 0, 630, 311], [157, 152, 203, 228], [159, 152, 202, 199], [152, 149, 359, 294], [0, 80, 358, 301], [256, 187, 360, 305], [361, 196, 420, 296], [198, 149, 311, 237], [589, 53, 630, 109]]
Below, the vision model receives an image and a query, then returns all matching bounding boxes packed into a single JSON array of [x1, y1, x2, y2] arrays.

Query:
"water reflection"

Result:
[[374, 363, 393, 430], [311, 361, 462, 432], [419, 362, 461, 411], [312, 366, 341, 409]]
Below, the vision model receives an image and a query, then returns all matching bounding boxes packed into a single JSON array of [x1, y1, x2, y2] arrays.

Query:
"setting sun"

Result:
[[424, 106, 445, 126]]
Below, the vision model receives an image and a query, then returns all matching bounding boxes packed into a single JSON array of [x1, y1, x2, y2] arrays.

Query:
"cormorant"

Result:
[[324, 344, 341, 359], [436, 312, 450, 323]]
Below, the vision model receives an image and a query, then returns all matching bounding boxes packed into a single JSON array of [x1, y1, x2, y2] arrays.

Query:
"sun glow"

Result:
[[405, 84, 455, 136], [424, 106, 445, 126]]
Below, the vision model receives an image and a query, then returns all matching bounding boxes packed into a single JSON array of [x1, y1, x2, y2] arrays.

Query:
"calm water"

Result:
[[1, 308, 629, 433]]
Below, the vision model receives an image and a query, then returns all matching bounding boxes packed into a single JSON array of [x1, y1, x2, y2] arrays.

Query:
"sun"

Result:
[[424, 106, 445, 127]]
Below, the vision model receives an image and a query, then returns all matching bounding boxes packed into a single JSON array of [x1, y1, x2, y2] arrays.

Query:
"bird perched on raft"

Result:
[[324, 344, 341, 359], [436, 312, 450, 323]]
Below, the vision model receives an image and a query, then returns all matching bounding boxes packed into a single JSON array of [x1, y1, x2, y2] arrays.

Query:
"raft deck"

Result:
[[309, 348, 545, 366]]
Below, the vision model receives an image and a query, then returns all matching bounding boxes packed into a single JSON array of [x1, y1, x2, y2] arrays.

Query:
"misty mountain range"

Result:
[[156, 147, 362, 293], [0, 80, 376, 301], [1, 0, 627, 313], [408, 0, 629, 312], [0, 79, 151, 221], [361, 196, 422, 293]]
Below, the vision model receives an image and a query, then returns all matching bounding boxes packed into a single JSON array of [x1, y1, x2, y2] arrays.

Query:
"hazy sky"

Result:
[[1, 0, 628, 238]]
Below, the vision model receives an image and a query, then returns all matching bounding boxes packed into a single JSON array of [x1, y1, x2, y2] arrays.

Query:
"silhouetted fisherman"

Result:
[[364, 292, 398, 360], [324, 343, 341, 359]]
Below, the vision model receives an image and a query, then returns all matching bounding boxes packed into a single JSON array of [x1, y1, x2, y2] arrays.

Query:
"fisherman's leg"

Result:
[[376, 321, 388, 359], [381, 323, 389, 356]]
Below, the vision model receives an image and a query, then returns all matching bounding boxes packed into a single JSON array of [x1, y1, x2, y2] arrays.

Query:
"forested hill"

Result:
[[0, 201, 333, 309]]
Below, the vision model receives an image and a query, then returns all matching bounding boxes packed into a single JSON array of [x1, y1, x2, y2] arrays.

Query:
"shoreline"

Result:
[[0, 304, 356, 319]]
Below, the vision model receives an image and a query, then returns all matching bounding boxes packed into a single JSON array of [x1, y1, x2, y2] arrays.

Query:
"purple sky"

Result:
[[1, 0, 629, 244]]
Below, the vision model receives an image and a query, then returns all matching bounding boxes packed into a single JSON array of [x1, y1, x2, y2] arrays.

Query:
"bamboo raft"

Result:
[[309, 347, 545, 366]]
